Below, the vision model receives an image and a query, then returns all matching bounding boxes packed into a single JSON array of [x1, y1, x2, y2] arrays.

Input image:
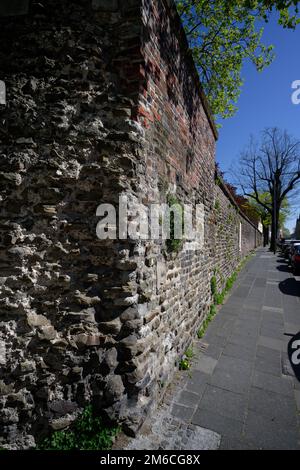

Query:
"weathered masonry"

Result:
[[0, 0, 262, 448]]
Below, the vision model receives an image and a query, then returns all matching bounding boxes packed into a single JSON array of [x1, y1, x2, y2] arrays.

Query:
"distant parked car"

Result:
[[289, 242, 300, 265], [283, 240, 300, 259], [291, 245, 300, 274], [281, 239, 293, 257]]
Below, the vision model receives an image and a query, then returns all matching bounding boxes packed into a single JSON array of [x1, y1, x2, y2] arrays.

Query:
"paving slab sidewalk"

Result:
[[121, 248, 300, 450]]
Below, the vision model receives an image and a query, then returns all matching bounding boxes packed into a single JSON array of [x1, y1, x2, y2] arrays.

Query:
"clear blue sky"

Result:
[[216, 15, 300, 233]]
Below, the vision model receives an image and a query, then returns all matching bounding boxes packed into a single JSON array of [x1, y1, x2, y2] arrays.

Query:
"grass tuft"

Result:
[[38, 405, 120, 450]]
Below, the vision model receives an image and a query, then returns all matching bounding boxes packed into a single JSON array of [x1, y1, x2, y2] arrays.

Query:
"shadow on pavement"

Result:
[[277, 264, 291, 273], [279, 278, 300, 297]]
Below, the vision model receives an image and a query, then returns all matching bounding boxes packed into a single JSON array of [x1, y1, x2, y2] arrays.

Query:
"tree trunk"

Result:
[[270, 206, 280, 253], [263, 226, 269, 247], [270, 217, 276, 252]]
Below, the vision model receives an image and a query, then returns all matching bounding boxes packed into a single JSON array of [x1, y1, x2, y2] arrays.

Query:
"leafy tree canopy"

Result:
[[176, 0, 300, 118], [246, 191, 291, 227]]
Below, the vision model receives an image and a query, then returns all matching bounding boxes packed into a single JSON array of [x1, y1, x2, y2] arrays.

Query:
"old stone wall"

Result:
[[0, 0, 262, 448], [213, 177, 261, 289], [0, 0, 146, 447]]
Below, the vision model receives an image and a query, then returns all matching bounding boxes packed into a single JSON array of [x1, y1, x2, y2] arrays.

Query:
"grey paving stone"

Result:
[[223, 342, 256, 363], [214, 326, 235, 339], [262, 305, 284, 314], [198, 385, 247, 421], [239, 280, 254, 288], [192, 352, 218, 375], [232, 286, 251, 298], [248, 386, 298, 426], [231, 324, 259, 339], [248, 283, 266, 292], [244, 411, 300, 450], [283, 300, 300, 315], [264, 293, 283, 308], [260, 328, 284, 340], [264, 299, 284, 310], [252, 370, 293, 396], [240, 299, 261, 317], [253, 278, 267, 287], [210, 316, 229, 328], [281, 351, 295, 378], [242, 301, 263, 311], [184, 370, 209, 396], [256, 344, 281, 360], [241, 276, 254, 293], [254, 354, 282, 377], [210, 364, 251, 395], [196, 343, 223, 360], [219, 436, 257, 450], [294, 379, 300, 391], [281, 334, 291, 353], [261, 319, 284, 331], [219, 309, 240, 319], [219, 304, 241, 314], [229, 332, 258, 349], [258, 335, 283, 352], [203, 333, 228, 348], [216, 354, 252, 371], [236, 316, 261, 327], [295, 390, 300, 411], [225, 296, 245, 307], [247, 290, 265, 300], [239, 309, 261, 320], [192, 408, 244, 440], [174, 390, 202, 408], [204, 323, 218, 337], [171, 404, 194, 422], [220, 314, 237, 326], [285, 311, 300, 325], [284, 323, 300, 335], [261, 311, 283, 324]]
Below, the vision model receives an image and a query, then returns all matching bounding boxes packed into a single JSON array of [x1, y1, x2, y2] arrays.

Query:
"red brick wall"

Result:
[[135, 0, 217, 200]]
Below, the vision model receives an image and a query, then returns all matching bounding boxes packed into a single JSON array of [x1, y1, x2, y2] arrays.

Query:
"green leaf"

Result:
[[176, 0, 299, 118]]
